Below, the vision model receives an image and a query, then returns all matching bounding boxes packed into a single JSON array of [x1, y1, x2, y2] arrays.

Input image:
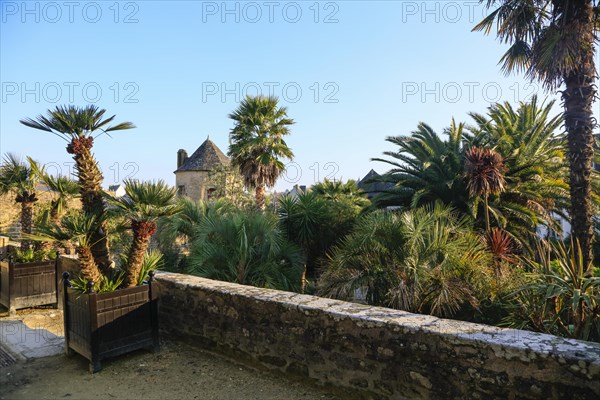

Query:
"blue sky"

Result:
[[0, 1, 575, 191]]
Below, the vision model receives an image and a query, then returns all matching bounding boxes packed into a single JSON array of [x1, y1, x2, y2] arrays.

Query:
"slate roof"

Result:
[[357, 169, 393, 199], [175, 138, 230, 172]]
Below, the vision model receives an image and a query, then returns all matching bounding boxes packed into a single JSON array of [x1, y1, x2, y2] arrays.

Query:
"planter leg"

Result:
[[89, 359, 102, 373], [65, 346, 74, 356]]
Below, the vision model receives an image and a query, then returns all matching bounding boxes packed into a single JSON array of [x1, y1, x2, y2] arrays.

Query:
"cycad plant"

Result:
[[0, 153, 41, 250], [187, 209, 303, 291]]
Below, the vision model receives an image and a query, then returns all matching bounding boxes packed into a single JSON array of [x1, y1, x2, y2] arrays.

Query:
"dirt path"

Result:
[[0, 340, 340, 400]]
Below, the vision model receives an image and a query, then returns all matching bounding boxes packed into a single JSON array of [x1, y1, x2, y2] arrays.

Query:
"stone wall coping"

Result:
[[156, 271, 600, 368]]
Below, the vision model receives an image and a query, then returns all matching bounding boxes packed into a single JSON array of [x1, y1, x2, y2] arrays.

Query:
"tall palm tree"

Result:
[[228, 95, 295, 209], [0, 154, 40, 250], [107, 180, 179, 288], [20, 105, 135, 272], [474, 0, 599, 267]]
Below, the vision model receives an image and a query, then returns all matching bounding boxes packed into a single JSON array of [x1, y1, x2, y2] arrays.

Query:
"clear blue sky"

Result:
[[1, 0, 573, 191]]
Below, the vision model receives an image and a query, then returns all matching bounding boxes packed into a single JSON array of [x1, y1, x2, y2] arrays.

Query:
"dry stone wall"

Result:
[[156, 272, 600, 400]]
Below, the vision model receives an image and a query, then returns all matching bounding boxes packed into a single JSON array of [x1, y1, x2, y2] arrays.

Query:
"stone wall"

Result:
[[174, 170, 210, 203], [156, 272, 600, 400]]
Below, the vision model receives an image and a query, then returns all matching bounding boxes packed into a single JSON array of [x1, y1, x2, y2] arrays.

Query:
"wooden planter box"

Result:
[[62, 272, 159, 373], [0, 259, 58, 314]]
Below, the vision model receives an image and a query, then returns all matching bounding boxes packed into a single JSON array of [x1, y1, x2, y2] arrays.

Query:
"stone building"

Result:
[[174, 137, 230, 203]]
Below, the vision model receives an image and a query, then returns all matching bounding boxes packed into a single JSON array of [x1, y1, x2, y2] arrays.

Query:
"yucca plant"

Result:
[[506, 239, 600, 342]]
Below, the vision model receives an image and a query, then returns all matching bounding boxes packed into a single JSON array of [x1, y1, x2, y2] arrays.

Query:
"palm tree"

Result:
[[107, 180, 179, 288], [318, 203, 491, 317], [188, 209, 303, 291], [228, 95, 295, 209], [29, 160, 79, 225], [20, 105, 135, 272], [474, 0, 599, 268], [34, 213, 103, 284], [371, 120, 471, 213], [467, 97, 569, 245], [0, 154, 40, 250], [373, 98, 568, 250], [464, 146, 506, 232]]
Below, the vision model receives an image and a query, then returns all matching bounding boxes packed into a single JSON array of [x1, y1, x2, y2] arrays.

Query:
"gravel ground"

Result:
[[0, 339, 340, 400]]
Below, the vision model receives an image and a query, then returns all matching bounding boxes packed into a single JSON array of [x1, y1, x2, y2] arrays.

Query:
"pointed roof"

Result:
[[175, 138, 230, 172], [357, 169, 393, 198]]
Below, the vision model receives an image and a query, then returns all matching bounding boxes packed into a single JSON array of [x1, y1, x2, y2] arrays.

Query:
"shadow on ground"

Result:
[[0, 340, 339, 400]]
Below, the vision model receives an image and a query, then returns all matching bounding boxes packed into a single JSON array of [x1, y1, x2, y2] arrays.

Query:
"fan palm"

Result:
[[228, 95, 295, 209], [33, 213, 103, 284], [0, 154, 40, 250], [29, 160, 80, 225], [318, 203, 491, 317], [20, 105, 135, 272], [474, 0, 599, 268], [188, 209, 303, 291], [107, 180, 179, 287]]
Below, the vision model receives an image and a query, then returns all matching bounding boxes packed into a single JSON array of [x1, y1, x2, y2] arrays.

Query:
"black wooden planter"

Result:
[[0, 258, 58, 314], [62, 272, 159, 373]]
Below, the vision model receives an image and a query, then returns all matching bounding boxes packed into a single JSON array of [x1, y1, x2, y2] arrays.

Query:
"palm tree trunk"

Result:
[[77, 245, 102, 285], [67, 137, 112, 273], [124, 221, 156, 288], [20, 201, 34, 251], [563, 1, 597, 269], [255, 185, 266, 210]]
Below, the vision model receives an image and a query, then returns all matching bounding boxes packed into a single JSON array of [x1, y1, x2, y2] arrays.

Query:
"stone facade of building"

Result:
[[174, 138, 230, 203]]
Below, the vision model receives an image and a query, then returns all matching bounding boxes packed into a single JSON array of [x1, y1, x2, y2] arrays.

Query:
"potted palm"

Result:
[[21, 105, 179, 372], [0, 154, 58, 314]]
